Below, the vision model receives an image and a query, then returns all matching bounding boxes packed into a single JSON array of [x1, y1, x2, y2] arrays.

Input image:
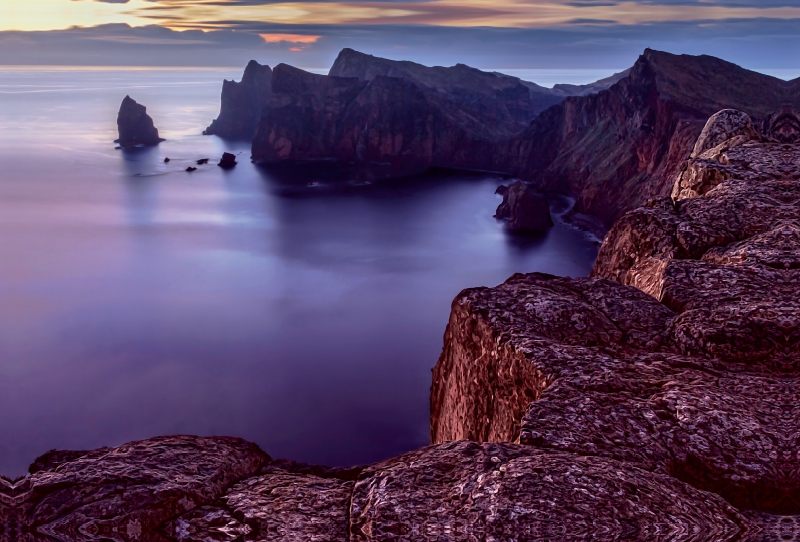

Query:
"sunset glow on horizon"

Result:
[[4, 0, 800, 32]]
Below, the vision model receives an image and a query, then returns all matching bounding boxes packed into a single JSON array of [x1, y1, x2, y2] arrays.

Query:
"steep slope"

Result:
[[251, 63, 512, 176], [204, 60, 272, 139], [510, 49, 800, 228], [328, 48, 566, 130]]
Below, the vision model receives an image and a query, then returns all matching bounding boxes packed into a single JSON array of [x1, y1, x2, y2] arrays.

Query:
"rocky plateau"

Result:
[[4, 106, 800, 541]]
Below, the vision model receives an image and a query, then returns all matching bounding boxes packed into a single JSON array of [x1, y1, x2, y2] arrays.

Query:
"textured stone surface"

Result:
[[116, 95, 163, 147], [432, 107, 800, 526], [351, 441, 748, 541], [204, 60, 272, 140]]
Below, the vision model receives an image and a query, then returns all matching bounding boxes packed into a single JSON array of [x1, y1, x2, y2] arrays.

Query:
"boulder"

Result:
[[116, 95, 164, 147], [217, 153, 237, 169]]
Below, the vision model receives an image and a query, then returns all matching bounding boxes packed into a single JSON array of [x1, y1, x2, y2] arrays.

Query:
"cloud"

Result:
[[94, 0, 131, 3], [3, 18, 800, 77], [260, 33, 321, 42]]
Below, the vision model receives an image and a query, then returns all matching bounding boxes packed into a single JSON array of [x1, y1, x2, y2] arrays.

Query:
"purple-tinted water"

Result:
[[0, 67, 598, 476]]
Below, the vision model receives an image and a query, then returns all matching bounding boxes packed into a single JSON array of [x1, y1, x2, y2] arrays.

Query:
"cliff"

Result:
[[3, 108, 799, 540], [116, 95, 163, 147], [509, 49, 800, 228], [431, 107, 800, 528], [251, 63, 512, 176], [204, 60, 272, 139], [250, 49, 624, 176]]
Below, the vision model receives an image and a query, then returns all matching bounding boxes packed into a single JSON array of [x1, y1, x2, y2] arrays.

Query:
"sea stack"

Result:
[[116, 95, 164, 147], [494, 180, 553, 232]]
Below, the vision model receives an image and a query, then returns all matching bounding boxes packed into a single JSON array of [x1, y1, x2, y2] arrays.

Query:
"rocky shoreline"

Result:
[[2, 107, 799, 540]]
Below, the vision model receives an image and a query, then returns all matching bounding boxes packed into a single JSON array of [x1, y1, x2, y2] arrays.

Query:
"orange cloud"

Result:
[[259, 33, 320, 43]]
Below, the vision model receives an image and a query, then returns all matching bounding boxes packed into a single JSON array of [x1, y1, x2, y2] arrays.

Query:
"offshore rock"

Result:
[[116, 95, 164, 147], [217, 152, 237, 169], [204, 60, 272, 139], [494, 180, 553, 232]]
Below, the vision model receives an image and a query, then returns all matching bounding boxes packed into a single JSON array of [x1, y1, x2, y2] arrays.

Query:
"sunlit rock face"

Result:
[[431, 108, 800, 537], [116, 95, 164, 147]]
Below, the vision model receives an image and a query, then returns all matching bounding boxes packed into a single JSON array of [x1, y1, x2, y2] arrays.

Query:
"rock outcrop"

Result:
[[250, 49, 625, 177], [204, 60, 272, 139], [116, 95, 163, 147], [0, 437, 749, 542], [430, 108, 800, 534], [217, 152, 237, 169], [509, 49, 800, 228], [494, 180, 553, 232]]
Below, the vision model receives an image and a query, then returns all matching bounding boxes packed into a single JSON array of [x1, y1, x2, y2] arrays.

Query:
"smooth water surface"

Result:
[[0, 67, 599, 476]]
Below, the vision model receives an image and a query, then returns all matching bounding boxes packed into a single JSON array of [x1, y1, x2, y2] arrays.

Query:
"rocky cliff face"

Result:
[[251, 63, 511, 176], [250, 49, 625, 176], [204, 60, 272, 139], [431, 108, 800, 534], [509, 49, 800, 228], [116, 96, 163, 147]]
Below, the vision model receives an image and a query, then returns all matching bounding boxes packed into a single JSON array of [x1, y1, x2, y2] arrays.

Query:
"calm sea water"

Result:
[[0, 67, 599, 476]]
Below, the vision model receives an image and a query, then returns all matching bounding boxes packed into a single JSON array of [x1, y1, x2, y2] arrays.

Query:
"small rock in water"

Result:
[[186, 166, 197, 172], [164, 157, 170, 163], [197, 158, 209, 165], [115, 146, 121, 150], [495, 184, 508, 196], [218, 152, 237, 169]]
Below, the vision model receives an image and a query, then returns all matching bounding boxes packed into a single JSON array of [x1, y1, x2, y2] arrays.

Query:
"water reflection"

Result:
[[0, 67, 599, 476]]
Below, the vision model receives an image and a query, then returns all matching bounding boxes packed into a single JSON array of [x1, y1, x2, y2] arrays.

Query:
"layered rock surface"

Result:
[[431, 107, 800, 536]]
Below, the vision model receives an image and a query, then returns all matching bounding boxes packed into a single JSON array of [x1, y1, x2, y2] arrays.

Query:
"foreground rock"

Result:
[[116, 95, 164, 147], [0, 437, 749, 541], [494, 180, 553, 232], [432, 108, 800, 525], [204, 60, 272, 139]]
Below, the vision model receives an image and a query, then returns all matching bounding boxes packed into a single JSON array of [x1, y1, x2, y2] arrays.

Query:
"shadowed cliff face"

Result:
[[251, 63, 514, 177], [250, 49, 626, 177], [509, 49, 800, 228], [204, 60, 272, 140]]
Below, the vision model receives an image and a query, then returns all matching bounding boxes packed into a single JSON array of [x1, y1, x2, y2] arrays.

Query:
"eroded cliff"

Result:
[[510, 49, 800, 227], [204, 60, 272, 140]]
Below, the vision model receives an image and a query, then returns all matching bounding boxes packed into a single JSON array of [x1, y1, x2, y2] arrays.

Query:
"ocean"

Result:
[[0, 66, 599, 476]]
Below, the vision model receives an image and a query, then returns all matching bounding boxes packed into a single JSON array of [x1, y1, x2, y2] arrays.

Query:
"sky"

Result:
[[1, 0, 800, 72]]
